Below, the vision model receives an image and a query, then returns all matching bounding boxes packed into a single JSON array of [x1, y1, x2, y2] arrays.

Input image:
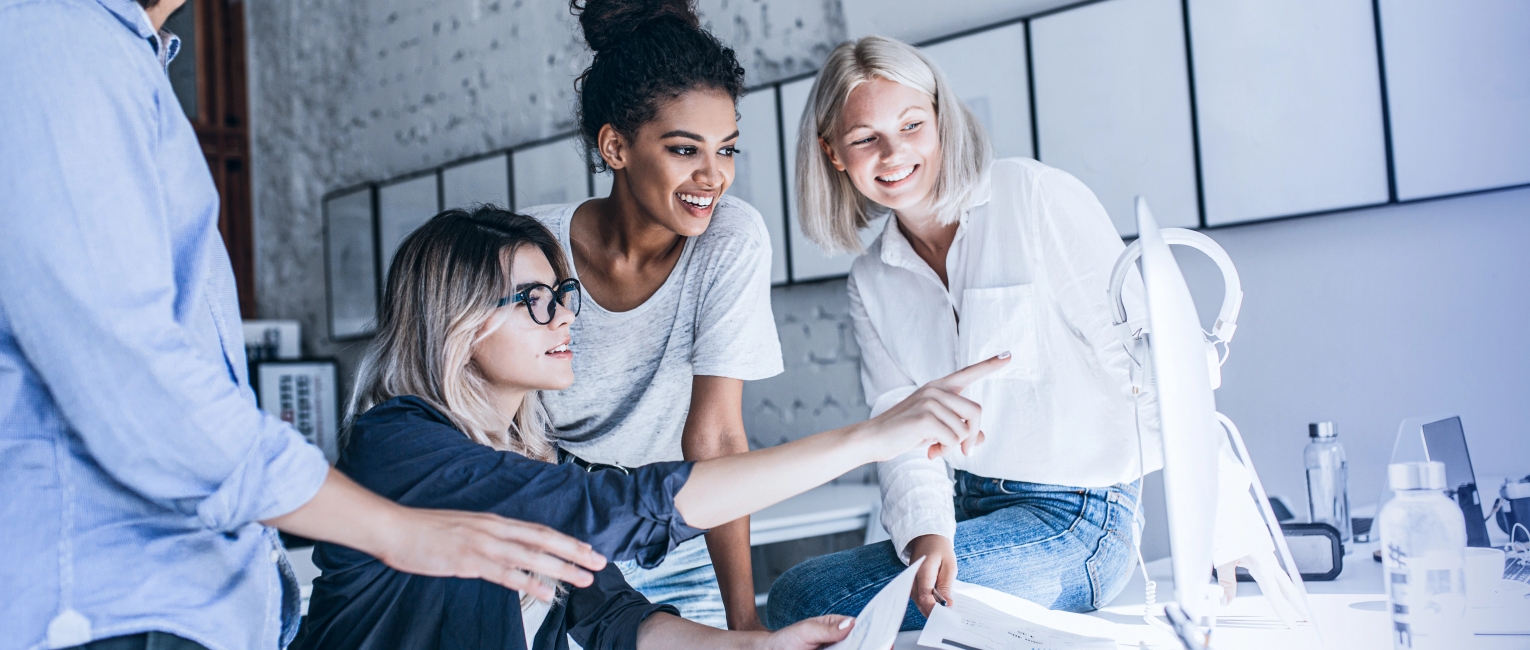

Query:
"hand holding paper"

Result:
[[824, 557, 924, 650]]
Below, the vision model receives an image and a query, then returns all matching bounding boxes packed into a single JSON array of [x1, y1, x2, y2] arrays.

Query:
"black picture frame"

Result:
[[323, 185, 379, 340]]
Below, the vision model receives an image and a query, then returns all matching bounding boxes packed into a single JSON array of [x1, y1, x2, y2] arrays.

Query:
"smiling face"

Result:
[[820, 77, 942, 217], [471, 245, 576, 396], [598, 87, 739, 237]]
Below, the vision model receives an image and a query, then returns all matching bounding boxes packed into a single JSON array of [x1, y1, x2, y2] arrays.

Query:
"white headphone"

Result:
[[1108, 225, 1244, 389]]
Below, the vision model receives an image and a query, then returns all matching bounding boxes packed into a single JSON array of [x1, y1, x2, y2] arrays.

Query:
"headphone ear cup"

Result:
[[1206, 341, 1222, 390]]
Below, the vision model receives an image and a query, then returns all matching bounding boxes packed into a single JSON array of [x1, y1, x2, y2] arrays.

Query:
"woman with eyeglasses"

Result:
[[298, 207, 1006, 650], [515, 0, 780, 630]]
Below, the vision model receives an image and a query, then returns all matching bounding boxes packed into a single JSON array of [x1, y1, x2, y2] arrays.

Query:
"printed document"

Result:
[[916, 584, 1117, 650], [827, 557, 924, 650]]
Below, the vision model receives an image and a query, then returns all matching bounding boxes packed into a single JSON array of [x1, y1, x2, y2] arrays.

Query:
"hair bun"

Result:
[[571, 0, 700, 53]]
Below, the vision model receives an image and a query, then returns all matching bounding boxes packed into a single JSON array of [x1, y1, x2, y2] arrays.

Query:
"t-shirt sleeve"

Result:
[[688, 199, 784, 380]]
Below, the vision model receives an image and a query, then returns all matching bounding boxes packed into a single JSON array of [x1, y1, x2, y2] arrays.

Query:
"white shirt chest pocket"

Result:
[[959, 284, 1043, 381]]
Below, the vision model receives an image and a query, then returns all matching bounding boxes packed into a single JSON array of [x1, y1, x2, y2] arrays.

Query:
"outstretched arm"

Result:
[[673, 355, 1009, 530]]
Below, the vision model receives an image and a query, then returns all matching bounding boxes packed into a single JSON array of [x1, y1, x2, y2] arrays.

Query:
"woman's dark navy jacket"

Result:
[[298, 396, 707, 650]]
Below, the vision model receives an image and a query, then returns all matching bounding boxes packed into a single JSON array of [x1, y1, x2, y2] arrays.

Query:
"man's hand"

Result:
[[266, 468, 607, 601], [907, 534, 958, 616], [376, 508, 608, 601]]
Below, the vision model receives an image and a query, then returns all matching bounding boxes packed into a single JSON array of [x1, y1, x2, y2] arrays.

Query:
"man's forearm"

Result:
[[262, 467, 401, 558]]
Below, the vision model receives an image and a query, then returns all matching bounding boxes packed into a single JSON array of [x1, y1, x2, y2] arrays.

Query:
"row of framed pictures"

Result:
[[323, 135, 600, 339], [325, 0, 1530, 340]]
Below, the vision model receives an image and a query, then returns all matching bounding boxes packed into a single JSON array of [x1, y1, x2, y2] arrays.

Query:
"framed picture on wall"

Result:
[[254, 359, 340, 463], [442, 153, 510, 209], [513, 135, 591, 210], [377, 171, 443, 280], [323, 186, 379, 340]]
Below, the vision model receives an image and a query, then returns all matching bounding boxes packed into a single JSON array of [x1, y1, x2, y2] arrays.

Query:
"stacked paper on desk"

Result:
[[827, 557, 924, 650], [917, 583, 1119, 650]]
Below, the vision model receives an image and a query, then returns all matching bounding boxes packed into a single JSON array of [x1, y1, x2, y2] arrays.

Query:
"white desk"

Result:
[[892, 541, 1530, 649], [750, 483, 882, 546]]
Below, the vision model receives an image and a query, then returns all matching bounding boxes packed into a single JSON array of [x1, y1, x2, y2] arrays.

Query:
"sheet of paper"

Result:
[[917, 588, 1116, 650], [828, 557, 924, 650]]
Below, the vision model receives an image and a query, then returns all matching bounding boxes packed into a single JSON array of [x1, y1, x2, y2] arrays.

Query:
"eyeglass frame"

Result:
[[497, 278, 582, 325]]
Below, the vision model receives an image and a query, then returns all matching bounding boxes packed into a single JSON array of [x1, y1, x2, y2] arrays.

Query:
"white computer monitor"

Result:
[[1134, 199, 1226, 625]]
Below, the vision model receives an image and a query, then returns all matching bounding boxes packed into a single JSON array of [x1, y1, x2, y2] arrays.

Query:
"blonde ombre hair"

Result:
[[346, 206, 566, 463], [796, 36, 993, 253]]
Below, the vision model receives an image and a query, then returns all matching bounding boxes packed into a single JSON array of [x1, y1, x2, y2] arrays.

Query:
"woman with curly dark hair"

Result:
[[519, 0, 778, 631]]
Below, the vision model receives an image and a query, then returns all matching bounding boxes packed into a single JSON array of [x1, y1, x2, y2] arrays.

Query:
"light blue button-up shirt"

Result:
[[0, 1, 331, 649]]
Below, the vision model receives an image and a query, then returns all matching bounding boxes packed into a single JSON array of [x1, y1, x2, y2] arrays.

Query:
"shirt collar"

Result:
[[875, 162, 995, 270], [98, 0, 157, 39], [98, 0, 180, 69]]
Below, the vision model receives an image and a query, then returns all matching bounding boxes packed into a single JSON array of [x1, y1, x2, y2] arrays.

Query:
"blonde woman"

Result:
[[765, 37, 1152, 630], [299, 207, 1006, 650]]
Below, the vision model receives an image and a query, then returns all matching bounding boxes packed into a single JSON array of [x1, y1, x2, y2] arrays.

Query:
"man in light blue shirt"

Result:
[[0, 1, 608, 649]]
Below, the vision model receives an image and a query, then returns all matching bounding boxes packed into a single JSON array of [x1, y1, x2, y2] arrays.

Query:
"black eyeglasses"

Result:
[[498, 278, 582, 325]]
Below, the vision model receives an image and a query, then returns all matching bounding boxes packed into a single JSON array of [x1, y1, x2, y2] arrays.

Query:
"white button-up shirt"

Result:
[[848, 158, 1162, 559]]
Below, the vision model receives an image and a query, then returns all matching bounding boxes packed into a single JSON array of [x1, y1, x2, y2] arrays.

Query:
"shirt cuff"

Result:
[[196, 422, 329, 532], [887, 508, 957, 565], [633, 461, 708, 569]]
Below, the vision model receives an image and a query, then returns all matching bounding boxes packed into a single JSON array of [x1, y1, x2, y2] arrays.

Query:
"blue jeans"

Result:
[[617, 536, 727, 628], [764, 472, 1140, 631]]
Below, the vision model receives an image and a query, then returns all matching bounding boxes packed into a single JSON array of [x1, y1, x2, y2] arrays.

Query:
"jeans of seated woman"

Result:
[[764, 472, 1140, 631], [617, 536, 727, 628]]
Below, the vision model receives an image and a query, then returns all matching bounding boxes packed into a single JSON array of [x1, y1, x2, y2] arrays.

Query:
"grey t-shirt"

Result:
[[524, 196, 784, 467]]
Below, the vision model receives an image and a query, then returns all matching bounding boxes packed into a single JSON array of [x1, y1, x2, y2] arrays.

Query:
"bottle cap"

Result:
[[1309, 422, 1337, 438], [1389, 461, 1446, 490]]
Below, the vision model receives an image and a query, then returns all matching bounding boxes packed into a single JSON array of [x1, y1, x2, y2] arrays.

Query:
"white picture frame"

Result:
[[255, 360, 340, 463], [513, 135, 591, 210], [732, 86, 790, 285], [442, 154, 510, 210], [377, 173, 441, 280], [1032, 0, 1200, 236]]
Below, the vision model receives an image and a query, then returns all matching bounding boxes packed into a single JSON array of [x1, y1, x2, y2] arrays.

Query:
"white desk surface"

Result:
[[750, 483, 880, 546], [892, 540, 1530, 649]]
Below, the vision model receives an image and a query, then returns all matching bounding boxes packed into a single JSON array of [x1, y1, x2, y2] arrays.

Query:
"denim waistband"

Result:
[[953, 470, 1141, 501]]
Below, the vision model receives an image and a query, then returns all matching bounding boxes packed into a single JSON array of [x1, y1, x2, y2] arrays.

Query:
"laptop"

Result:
[[1360, 416, 1529, 585]]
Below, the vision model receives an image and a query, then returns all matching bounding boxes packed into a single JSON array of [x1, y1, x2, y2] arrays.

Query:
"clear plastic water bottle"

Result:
[[1304, 421, 1351, 543], [1380, 461, 1473, 649]]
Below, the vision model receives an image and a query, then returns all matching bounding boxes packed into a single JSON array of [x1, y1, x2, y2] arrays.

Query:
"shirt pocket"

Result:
[[959, 284, 1042, 381]]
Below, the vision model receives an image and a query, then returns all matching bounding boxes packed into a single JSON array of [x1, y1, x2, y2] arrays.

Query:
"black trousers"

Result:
[[66, 632, 208, 650]]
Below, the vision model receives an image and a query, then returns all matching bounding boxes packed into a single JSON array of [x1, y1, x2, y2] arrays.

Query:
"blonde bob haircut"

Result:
[[346, 206, 562, 464], [796, 36, 992, 254]]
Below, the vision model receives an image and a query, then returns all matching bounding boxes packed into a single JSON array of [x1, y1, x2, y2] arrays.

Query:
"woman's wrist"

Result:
[[838, 419, 883, 464]]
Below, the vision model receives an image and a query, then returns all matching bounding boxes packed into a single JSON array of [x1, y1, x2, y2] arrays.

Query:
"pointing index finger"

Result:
[[929, 352, 1010, 393]]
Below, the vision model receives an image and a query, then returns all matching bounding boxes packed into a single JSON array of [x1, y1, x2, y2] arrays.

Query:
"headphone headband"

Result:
[[1109, 214, 1243, 344]]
